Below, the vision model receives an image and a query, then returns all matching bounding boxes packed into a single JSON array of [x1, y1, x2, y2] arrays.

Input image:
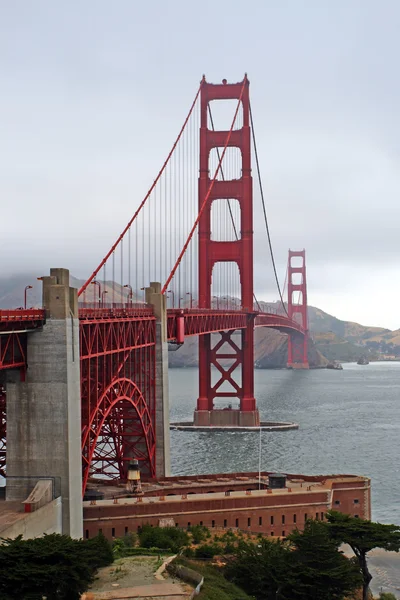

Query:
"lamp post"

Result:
[[101, 290, 108, 307], [24, 285, 33, 309], [186, 292, 193, 309], [123, 284, 133, 304], [167, 289, 175, 307], [91, 280, 101, 306], [213, 295, 220, 309]]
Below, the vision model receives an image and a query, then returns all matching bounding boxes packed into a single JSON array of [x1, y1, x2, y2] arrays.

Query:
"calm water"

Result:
[[169, 362, 400, 524]]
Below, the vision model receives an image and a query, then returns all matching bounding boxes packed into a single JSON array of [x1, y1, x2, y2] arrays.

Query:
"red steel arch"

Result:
[[79, 312, 156, 493], [81, 377, 156, 492]]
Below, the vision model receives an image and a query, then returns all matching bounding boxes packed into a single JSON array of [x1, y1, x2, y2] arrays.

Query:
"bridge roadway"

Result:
[[0, 306, 305, 372]]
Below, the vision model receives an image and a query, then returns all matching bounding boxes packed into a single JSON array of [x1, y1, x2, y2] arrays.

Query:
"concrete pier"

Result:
[[194, 408, 260, 427], [146, 282, 171, 478], [6, 269, 83, 538]]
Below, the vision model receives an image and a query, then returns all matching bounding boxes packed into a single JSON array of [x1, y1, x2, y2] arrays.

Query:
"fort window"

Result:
[[315, 513, 319, 521], [85, 530, 89, 539], [224, 519, 227, 527], [175, 523, 179, 527], [187, 522, 191, 528], [304, 514, 307, 522], [247, 517, 251, 527], [334, 500, 340, 505], [259, 516, 262, 526], [282, 531, 285, 537], [125, 526, 128, 534], [355, 515, 359, 518], [271, 531, 274, 536], [354, 499, 359, 504], [282, 515, 285, 525], [200, 521, 203, 526], [212, 520, 215, 528], [321, 512, 324, 520], [293, 514, 297, 524], [235, 518, 239, 527], [270, 516, 274, 525], [112, 528, 115, 537]]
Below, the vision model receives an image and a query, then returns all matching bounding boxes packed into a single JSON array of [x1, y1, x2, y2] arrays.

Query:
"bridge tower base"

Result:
[[287, 250, 309, 369], [146, 283, 171, 477], [6, 269, 83, 538], [194, 408, 259, 427]]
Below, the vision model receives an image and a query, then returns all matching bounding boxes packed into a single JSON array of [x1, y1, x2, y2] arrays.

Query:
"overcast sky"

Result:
[[1, 1, 400, 328]]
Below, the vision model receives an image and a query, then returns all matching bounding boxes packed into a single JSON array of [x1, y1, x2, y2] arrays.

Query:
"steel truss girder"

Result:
[[80, 316, 156, 494], [0, 332, 27, 371]]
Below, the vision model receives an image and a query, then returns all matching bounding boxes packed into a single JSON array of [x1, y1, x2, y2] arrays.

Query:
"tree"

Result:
[[0, 533, 113, 600], [224, 537, 290, 600], [287, 519, 362, 600], [326, 511, 400, 600]]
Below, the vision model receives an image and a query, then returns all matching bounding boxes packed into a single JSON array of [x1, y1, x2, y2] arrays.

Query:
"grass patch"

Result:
[[173, 557, 252, 600]]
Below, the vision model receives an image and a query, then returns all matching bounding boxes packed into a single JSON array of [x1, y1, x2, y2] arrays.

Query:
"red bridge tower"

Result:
[[194, 76, 259, 427], [287, 249, 309, 369]]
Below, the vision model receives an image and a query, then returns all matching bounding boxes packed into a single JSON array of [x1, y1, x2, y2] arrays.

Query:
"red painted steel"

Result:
[[0, 309, 45, 372], [197, 76, 256, 411], [287, 250, 309, 368], [167, 309, 304, 342], [80, 310, 157, 490]]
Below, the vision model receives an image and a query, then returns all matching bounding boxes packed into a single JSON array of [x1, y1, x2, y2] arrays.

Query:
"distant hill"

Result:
[[307, 306, 399, 361], [1, 274, 397, 365]]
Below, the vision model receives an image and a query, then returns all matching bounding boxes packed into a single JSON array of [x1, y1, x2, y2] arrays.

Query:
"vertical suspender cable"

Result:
[[249, 101, 288, 316]]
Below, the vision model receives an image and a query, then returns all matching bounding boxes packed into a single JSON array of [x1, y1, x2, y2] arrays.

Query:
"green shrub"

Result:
[[139, 525, 188, 552], [224, 542, 236, 554], [112, 532, 138, 558], [189, 525, 209, 544], [379, 594, 397, 600], [80, 532, 114, 569], [194, 543, 222, 559]]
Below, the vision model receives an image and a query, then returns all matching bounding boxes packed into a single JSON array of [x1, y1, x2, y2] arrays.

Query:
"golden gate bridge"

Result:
[[0, 75, 308, 496]]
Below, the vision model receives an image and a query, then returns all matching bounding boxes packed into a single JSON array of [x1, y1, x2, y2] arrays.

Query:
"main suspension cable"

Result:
[[78, 79, 204, 298], [249, 101, 288, 316]]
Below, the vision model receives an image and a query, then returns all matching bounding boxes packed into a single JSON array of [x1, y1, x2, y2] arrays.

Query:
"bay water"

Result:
[[169, 362, 400, 524]]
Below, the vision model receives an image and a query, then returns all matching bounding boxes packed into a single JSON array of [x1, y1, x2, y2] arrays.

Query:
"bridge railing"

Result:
[[0, 309, 46, 323], [78, 304, 154, 320]]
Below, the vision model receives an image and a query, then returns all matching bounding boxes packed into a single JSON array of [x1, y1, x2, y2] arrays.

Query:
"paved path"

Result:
[[82, 583, 186, 599], [82, 555, 190, 600]]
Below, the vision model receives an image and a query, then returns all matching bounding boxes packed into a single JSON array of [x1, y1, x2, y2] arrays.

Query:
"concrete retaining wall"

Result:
[[0, 497, 62, 540]]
